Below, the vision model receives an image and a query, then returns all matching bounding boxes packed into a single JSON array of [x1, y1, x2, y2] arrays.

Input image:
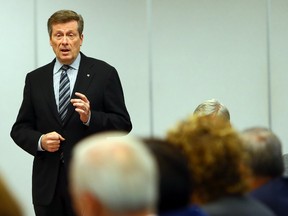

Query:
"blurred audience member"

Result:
[[167, 115, 275, 216], [283, 153, 288, 177], [69, 132, 158, 216], [241, 127, 288, 216], [193, 99, 230, 121], [142, 138, 208, 216], [0, 175, 23, 216]]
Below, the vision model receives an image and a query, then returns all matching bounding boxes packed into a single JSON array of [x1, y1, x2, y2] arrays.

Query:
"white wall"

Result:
[[0, 1, 35, 215], [151, 0, 270, 136], [1, 0, 287, 215], [270, 0, 288, 154]]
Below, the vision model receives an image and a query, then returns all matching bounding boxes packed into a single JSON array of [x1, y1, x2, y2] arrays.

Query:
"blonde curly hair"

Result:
[[166, 115, 250, 204]]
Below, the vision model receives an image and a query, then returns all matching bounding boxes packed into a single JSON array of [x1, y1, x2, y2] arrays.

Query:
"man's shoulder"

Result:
[[160, 205, 208, 216], [251, 177, 288, 200], [28, 61, 55, 76], [80, 53, 115, 70], [202, 196, 275, 216], [254, 177, 288, 192]]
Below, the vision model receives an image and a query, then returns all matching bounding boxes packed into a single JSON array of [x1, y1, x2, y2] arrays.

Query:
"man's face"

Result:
[[50, 20, 83, 65]]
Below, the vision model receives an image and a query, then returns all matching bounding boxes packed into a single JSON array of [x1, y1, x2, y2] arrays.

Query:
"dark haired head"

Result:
[[47, 10, 84, 37], [142, 138, 192, 213]]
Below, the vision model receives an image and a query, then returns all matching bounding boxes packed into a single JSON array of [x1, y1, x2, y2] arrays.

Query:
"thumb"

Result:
[[58, 134, 65, 141]]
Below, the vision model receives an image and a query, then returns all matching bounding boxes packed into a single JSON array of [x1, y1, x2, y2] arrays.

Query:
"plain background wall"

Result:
[[1, 0, 287, 215], [151, 0, 269, 136], [270, 0, 288, 155], [0, 0, 35, 215]]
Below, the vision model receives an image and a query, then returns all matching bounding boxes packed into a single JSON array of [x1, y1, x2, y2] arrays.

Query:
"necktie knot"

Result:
[[61, 65, 70, 72]]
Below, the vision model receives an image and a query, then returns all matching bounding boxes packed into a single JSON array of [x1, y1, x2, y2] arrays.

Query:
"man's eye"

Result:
[[68, 34, 74, 39]]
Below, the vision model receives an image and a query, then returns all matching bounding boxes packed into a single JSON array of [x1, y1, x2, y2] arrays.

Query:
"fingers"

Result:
[[71, 92, 90, 123], [41, 131, 65, 152], [74, 92, 88, 102], [71, 92, 90, 111]]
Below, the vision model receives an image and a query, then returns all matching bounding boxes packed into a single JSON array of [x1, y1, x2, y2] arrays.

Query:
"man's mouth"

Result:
[[61, 49, 70, 53]]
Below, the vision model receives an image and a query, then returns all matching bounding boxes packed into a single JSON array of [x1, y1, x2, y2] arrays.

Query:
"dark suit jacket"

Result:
[[159, 205, 208, 216], [250, 177, 288, 216], [202, 195, 275, 216], [10, 53, 132, 205]]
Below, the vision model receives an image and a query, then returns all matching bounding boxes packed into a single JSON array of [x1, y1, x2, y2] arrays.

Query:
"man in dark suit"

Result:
[[10, 9, 132, 216], [241, 127, 288, 216]]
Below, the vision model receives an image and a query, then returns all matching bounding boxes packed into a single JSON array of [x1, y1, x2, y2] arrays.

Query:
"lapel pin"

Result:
[[87, 74, 90, 77]]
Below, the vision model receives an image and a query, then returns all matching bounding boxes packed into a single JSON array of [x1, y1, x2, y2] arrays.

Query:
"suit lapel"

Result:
[[42, 60, 62, 124]]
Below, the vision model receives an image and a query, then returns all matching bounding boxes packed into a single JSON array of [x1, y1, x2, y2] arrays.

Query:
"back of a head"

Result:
[[193, 99, 230, 121], [241, 127, 284, 178], [70, 132, 158, 215], [166, 115, 249, 204], [142, 138, 192, 214]]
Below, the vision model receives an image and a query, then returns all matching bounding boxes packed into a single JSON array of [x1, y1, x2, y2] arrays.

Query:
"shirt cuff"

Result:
[[83, 111, 91, 126], [38, 135, 45, 151]]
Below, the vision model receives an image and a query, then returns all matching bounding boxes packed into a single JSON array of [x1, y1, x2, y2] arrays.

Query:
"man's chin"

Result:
[[59, 56, 73, 64]]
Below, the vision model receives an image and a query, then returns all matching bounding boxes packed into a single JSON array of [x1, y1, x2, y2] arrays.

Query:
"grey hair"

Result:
[[70, 132, 158, 213], [193, 99, 230, 121], [240, 127, 284, 177]]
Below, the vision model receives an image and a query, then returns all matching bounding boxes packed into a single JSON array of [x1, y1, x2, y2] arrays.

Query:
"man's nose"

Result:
[[61, 36, 69, 43]]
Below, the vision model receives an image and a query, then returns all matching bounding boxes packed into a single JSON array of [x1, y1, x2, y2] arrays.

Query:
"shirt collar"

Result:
[[54, 53, 81, 74]]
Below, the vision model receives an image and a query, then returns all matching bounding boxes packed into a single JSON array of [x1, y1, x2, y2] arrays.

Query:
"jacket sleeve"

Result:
[[87, 67, 132, 133], [10, 74, 42, 156]]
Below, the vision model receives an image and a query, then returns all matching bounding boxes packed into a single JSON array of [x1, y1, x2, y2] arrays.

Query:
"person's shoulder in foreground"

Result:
[[159, 205, 209, 216], [202, 195, 276, 216], [250, 176, 288, 216]]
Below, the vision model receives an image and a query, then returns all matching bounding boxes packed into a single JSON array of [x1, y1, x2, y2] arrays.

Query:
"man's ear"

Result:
[[79, 34, 84, 46]]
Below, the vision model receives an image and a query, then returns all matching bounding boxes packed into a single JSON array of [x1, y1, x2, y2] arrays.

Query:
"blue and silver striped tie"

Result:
[[59, 65, 70, 122]]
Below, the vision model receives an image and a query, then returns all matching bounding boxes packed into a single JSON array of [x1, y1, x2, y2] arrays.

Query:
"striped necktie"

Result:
[[59, 65, 70, 122]]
